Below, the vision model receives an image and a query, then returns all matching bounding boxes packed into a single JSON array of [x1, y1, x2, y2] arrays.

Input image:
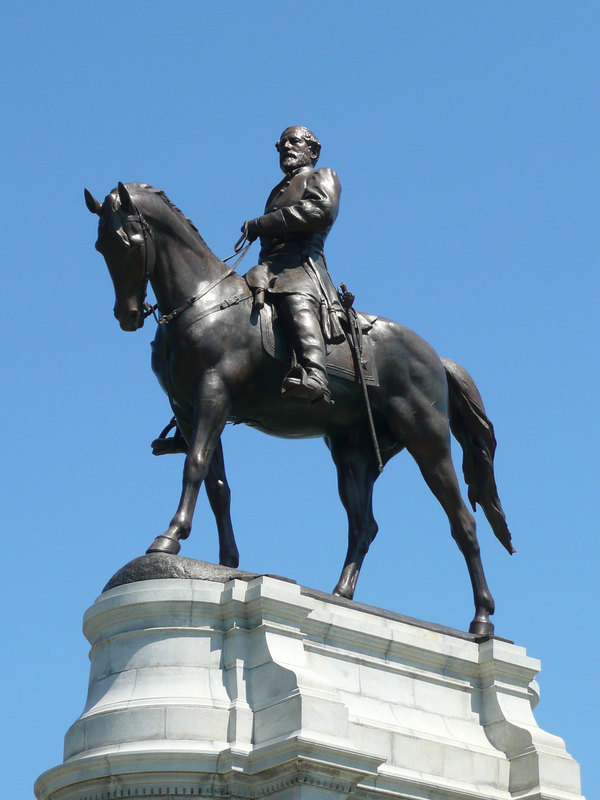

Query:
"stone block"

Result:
[[36, 569, 585, 800]]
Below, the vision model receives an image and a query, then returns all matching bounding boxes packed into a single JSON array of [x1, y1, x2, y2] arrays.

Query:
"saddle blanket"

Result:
[[259, 302, 380, 387]]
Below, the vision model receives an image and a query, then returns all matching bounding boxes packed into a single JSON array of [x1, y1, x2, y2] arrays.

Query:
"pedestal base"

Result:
[[35, 562, 584, 799]]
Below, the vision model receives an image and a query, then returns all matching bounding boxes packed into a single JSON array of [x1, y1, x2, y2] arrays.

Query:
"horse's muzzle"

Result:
[[115, 307, 144, 331]]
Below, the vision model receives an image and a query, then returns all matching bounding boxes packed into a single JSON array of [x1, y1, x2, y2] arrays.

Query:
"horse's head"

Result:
[[85, 182, 155, 331]]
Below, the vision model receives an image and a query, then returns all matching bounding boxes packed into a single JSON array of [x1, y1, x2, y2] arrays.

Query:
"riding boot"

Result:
[[277, 293, 331, 403], [151, 417, 189, 455]]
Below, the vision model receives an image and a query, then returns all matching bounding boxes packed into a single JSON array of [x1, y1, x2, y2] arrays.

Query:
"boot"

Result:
[[277, 293, 331, 403], [151, 418, 188, 455]]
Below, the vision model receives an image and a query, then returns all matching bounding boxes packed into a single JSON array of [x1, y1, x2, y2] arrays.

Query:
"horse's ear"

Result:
[[84, 188, 102, 215], [118, 181, 135, 213]]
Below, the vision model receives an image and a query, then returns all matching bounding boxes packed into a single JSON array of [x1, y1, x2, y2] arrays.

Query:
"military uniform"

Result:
[[246, 164, 343, 400]]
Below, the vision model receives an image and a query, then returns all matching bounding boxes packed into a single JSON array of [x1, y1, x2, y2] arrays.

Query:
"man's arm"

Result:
[[245, 168, 341, 241]]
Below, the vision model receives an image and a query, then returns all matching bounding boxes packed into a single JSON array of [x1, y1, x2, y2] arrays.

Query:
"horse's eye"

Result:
[[114, 226, 130, 246], [128, 231, 144, 248]]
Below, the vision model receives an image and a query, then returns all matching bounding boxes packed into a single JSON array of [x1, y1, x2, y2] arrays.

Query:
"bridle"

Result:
[[118, 195, 157, 323], [117, 186, 252, 327]]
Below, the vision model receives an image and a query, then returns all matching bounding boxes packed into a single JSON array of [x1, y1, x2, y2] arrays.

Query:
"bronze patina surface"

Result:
[[86, 128, 513, 635]]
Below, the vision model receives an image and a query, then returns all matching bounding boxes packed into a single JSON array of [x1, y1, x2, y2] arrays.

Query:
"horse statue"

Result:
[[85, 181, 514, 636]]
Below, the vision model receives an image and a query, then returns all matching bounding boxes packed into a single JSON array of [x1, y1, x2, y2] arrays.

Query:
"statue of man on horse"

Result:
[[85, 125, 515, 634], [153, 124, 345, 455], [243, 125, 344, 404]]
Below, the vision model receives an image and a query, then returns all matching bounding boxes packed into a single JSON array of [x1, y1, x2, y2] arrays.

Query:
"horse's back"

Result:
[[367, 313, 446, 387], [359, 313, 448, 445]]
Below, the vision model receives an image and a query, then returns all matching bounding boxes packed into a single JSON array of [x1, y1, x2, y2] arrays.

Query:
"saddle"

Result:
[[258, 300, 380, 387]]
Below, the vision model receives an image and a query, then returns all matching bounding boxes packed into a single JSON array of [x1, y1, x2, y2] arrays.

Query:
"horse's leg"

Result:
[[155, 403, 238, 565], [204, 439, 239, 568], [403, 413, 495, 636], [327, 434, 380, 600], [147, 379, 229, 555]]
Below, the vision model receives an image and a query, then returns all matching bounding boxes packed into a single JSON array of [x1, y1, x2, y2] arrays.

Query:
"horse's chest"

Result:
[[151, 323, 232, 399]]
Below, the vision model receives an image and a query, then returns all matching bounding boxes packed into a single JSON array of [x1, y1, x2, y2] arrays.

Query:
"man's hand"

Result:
[[241, 219, 260, 243]]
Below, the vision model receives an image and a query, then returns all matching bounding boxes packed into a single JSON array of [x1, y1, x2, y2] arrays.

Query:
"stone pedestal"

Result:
[[35, 561, 584, 799]]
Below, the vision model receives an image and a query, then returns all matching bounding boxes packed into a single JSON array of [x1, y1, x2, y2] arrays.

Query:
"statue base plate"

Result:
[[35, 559, 584, 799]]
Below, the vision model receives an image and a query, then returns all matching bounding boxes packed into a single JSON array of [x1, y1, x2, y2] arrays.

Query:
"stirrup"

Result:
[[151, 419, 188, 456], [282, 366, 331, 404]]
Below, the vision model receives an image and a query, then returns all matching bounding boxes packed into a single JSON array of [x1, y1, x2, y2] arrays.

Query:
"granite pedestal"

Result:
[[35, 557, 584, 800]]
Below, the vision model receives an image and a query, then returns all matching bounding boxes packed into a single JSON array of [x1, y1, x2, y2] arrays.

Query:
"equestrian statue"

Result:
[[85, 125, 514, 636]]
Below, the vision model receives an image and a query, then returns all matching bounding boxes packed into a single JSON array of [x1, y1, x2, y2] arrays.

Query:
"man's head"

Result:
[[275, 126, 321, 174]]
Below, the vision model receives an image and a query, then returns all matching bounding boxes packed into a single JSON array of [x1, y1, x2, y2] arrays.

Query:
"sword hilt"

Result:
[[338, 282, 355, 310]]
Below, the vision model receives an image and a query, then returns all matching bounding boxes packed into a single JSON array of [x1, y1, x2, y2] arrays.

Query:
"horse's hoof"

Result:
[[469, 618, 495, 637], [332, 586, 354, 600], [219, 553, 240, 568], [146, 535, 181, 555]]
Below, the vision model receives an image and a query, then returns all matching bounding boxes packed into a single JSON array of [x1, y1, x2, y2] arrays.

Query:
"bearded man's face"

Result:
[[277, 127, 316, 174]]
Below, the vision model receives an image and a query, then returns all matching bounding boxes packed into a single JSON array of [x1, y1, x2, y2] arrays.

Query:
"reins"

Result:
[[142, 229, 253, 326], [154, 266, 241, 326], [224, 229, 253, 266]]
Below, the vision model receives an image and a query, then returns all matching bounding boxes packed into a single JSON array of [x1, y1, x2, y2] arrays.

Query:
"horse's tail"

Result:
[[441, 357, 515, 555]]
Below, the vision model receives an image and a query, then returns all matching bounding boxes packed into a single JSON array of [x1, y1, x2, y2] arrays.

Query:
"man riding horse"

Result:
[[243, 125, 343, 404], [154, 125, 343, 454], [88, 167, 514, 632]]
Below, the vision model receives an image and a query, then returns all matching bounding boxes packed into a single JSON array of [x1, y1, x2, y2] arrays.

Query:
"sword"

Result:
[[338, 283, 383, 473], [306, 256, 345, 343]]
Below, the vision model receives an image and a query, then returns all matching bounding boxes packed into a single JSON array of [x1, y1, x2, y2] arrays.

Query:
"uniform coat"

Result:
[[246, 165, 342, 312]]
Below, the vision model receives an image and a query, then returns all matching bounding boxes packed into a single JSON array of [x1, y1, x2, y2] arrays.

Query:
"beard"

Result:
[[280, 150, 313, 173]]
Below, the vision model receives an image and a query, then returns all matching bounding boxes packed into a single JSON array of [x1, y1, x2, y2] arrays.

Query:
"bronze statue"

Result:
[[85, 129, 514, 636], [243, 125, 343, 403]]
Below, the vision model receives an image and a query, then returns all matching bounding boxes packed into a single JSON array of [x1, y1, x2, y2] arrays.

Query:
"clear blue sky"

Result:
[[2, 3, 598, 797]]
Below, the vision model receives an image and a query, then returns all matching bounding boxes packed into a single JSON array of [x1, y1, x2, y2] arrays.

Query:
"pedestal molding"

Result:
[[35, 571, 584, 800]]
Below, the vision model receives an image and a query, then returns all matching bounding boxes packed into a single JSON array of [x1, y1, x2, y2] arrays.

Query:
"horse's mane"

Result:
[[125, 182, 206, 244]]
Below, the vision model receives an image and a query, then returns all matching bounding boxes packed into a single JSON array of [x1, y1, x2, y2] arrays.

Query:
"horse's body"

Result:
[[86, 181, 513, 635]]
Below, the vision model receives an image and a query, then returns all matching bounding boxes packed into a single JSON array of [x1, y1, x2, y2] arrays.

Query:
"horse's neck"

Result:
[[151, 231, 228, 312]]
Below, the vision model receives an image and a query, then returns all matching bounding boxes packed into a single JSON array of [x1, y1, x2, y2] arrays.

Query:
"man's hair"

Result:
[[276, 126, 321, 164]]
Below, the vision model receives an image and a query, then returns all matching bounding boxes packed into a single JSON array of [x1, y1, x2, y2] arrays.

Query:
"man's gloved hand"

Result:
[[241, 219, 260, 243]]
